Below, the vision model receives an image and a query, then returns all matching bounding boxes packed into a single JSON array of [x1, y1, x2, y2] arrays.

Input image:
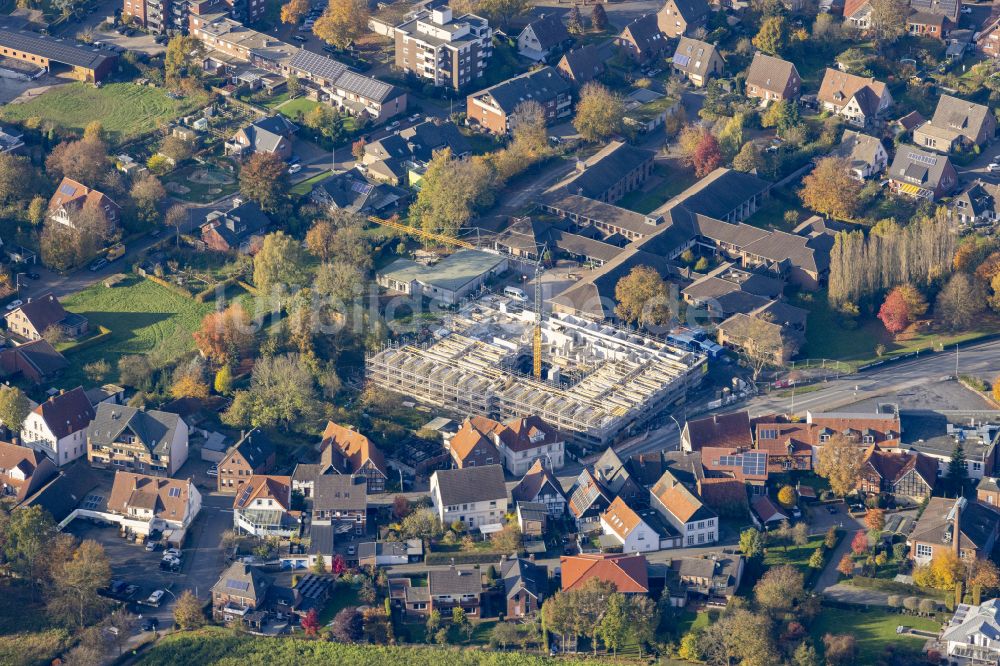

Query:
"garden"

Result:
[[0, 83, 207, 145], [162, 161, 240, 203], [807, 606, 939, 663]]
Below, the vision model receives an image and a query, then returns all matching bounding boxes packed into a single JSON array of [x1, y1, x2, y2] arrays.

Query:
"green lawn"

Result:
[[617, 163, 697, 214], [0, 83, 205, 145], [809, 606, 940, 663], [291, 170, 331, 196], [317, 583, 364, 625], [162, 163, 240, 203], [59, 276, 212, 384], [763, 536, 826, 575], [745, 186, 802, 232], [278, 97, 322, 121]]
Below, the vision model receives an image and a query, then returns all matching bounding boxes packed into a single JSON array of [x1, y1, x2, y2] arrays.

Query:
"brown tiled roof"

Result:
[[698, 476, 748, 512], [501, 415, 562, 453], [601, 496, 644, 540], [320, 421, 387, 478], [651, 470, 715, 523], [0, 441, 56, 502], [7, 293, 70, 335], [33, 386, 95, 439], [864, 446, 937, 489], [560, 553, 649, 593], [234, 474, 291, 511], [449, 415, 502, 463], [817, 68, 887, 107], [108, 471, 194, 522], [745, 52, 798, 93], [685, 411, 753, 450], [511, 459, 564, 504], [751, 495, 787, 523]]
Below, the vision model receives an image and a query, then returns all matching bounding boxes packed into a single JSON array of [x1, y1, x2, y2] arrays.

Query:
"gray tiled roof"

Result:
[[87, 403, 183, 458], [313, 474, 367, 512], [433, 464, 506, 506], [473, 66, 570, 115], [429, 567, 483, 595]]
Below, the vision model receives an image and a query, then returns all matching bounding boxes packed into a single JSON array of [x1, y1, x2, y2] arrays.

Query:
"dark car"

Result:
[[826, 505, 838, 514], [26, 272, 40, 280], [292, 35, 308, 42], [89, 258, 108, 272], [142, 617, 160, 632]]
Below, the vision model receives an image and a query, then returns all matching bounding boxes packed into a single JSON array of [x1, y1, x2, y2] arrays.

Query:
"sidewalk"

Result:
[[813, 528, 858, 594]]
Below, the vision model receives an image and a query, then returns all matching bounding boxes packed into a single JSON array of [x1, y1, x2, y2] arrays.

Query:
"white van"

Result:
[[504, 286, 528, 302]]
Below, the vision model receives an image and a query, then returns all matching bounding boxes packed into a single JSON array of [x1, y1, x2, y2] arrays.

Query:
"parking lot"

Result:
[[67, 492, 234, 628]]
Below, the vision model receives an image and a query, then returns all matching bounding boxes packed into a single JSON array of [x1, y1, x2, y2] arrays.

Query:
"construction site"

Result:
[[365, 296, 708, 448]]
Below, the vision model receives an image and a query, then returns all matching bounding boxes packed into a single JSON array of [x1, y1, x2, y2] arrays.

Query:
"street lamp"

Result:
[[14, 273, 24, 296]]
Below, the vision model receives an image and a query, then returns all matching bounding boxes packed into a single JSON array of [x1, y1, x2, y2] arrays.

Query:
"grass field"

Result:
[[809, 606, 940, 663], [0, 83, 205, 145], [617, 162, 697, 214], [59, 276, 212, 384], [291, 170, 330, 196], [278, 97, 322, 120], [162, 163, 240, 203], [317, 583, 364, 625], [763, 535, 826, 575]]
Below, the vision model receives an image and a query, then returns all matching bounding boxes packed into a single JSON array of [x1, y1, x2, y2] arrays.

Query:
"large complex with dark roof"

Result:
[[0, 29, 115, 81]]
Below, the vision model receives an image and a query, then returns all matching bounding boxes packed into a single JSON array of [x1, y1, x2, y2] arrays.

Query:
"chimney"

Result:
[[953, 500, 961, 557]]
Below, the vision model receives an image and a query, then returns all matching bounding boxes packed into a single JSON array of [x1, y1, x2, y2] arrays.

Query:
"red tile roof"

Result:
[[685, 411, 753, 450], [320, 421, 387, 478], [560, 553, 649, 593]]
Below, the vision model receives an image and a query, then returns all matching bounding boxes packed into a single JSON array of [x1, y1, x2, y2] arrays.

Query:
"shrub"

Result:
[[887, 594, 901, 608], [919, 598, 937, 614], [903, 596, 920, 612]]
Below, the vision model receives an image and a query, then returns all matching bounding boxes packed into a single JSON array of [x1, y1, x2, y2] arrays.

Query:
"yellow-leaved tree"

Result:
[[313, 0, 369, 49]]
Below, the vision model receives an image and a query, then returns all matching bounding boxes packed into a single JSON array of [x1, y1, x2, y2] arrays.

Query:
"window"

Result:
[[697, 521, 705, 529], [708, 519, 715, 527], [974, 462, 982, 471], [687, 536, 695, 545], [687, 524, 694, 531], [915, 544, 933, 558]]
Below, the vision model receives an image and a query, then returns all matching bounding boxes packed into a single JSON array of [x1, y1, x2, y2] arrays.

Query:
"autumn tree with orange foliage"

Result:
[[864, 508, 885, 532], [280, 0, 309, 23], [193, 303, 254, 366]]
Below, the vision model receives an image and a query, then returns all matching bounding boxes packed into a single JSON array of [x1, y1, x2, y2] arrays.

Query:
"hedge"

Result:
[[847, 575, 946, 600], [138, 271, 196, 300], [61, 326, 112, 356], [237, 280, 258, 296], [194, 276, 239, 303], [425, 551, 515, 566]]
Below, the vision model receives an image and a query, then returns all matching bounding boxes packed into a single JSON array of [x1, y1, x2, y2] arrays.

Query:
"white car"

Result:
[[5, 299, 22, 311], [165, 548, 182, 558], [206, 465, 218, 477], [987, 163, 1000, 172], [146, 590, 165, 606], [961, 5, 972, 13], [288, 163, 302, 174]]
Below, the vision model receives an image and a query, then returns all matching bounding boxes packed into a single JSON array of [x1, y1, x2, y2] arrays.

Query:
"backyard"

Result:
[[0, 83, 207, 145], [809, 606, 940, 663], [59, 276, 212, 385], [763, 535, 827, 575], [163, 162, 240, 203], [617, 161, 697, 214]]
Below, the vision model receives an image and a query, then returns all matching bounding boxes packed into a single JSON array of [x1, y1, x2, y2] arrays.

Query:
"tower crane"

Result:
[[533, 253, 543, 379]]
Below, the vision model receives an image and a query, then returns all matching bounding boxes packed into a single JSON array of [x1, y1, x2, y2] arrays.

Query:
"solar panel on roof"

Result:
[[907, 152, 937, 166], [59, 183, 76, 195], [226, 579, 250, 591], [673, 54, 691, 67], [350, 180, 373, 195]]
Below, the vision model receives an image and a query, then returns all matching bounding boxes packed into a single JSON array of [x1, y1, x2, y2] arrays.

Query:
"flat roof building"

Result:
[[0, 28, 115, 82], [376, 249, 509, 305]]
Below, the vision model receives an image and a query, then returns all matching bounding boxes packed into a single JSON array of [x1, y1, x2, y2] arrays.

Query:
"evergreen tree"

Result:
[[948, 443, 969, 495], [567, 5, 583, 34], [590, 4, 608, 31]]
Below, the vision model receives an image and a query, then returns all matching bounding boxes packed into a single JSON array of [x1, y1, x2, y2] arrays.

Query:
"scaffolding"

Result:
[[365, 300, 707, 447]]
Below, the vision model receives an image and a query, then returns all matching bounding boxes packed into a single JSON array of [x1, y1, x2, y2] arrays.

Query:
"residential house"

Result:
[[107, 470, 201, 538], [833, 130, 888, 179], [592, 447, 647, 507], [600, 496, 665, 553], [750, 495, 788, 529], [20, 387, 95, 466], [669, 553, 744, 607], [233, 474, 297, 538], [940, 599, 1000, 664], [899, 411, 996, 479], [318, 421, 388, 493], [910, 0, 959, 24], [424, 566, 485, 616], [650, 469, 719, 546], [556, 43, 607, 85], [496, 415, 565, 475], [467, 66, 572, 135], [977, 12, 1000, 58], [908, 497, 1000, 564], [309, 169, 407, 215], [511, 459, 566, 516], [615, 14, 667, 63], [430, 464, 508, 529], [701, 446, 769, 495], [978, 477, 1000, 510], [554, 141, 656, 204], [560, 553, 649, 594], [567, 467, 613, 524], [225, 115, 297, 159], [657, 0, 709, 38], [671, 37, 724, 87], [952, 179, 1000, 227], [0, 339, 69, 385], [913, 94, 996, 153], [48, 177, 121, 233], [362, 119, 470, 186], [745, 52, 800, 104], [217, 429, 275, 495], [817, 68, 892, 128], [358, 540, 422, 567], [682, 411, 753, 452], [516, 501, 548, 538], [393, 7, 492, 91], [858, 444, 936, 501], [843, 0, 871, 30], [717, 301, 807, 365], [312, 474, 367, 536], [887, 147, 958, 200], [447, 415, 502, 469], [751, 418, 816, 472], [0, 441, 56, 505], [516, 13, 571, 61], [501, 558, 547, 619], [908, 11, 946, 39], [5, 293, 88, 343], [212, 562, 270, 623], [86, 403, 189, 476], [201, 199, 272, 254]]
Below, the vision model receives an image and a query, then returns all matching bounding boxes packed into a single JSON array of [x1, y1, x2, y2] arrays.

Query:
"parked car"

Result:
[[207, 465, 218, 477], [145, 541, 159, 552], [988, 163, 1000, 172], [89, 258, 108, 272], [142, 617, 160, 632], [5, 299, 22, 311], [288, 163, 302, 174], [347, 545, 356, 556], [145, 590, 165, 606], [292, 35, 308, 42], [165, 548, 182, 559]]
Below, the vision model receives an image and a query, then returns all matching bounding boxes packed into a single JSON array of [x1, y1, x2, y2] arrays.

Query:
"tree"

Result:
[[753, 15, 787, 55], [816, 434, 864, 496], [313, 0, 369, 48], [400, 509, 442, 542], [936, 272, 986, 331], [253, 231, 308, 297], [878, 287, 912, 337], [793, 641, 820, 666], [171, 373, 210, 400], [851, 530, 868, 556], [724, 313, 788, 382], [823, 633, 858, 666], [410, 149, 494, 237], [792, 521, 808, 546], [692, 131, 723, 178], [590, 3, 608, 30], [761, 99, 800, 133], [214, 365, 233, 395], [697, 609, 777, 666], [0, 385, 30, 434], [928, 551, 965, 590], [510, 100, 550, 157], [566, 4, 583, 33], [27, 195, 46, 226], [809, 548, 825, 570], [280, 0, 309, 23], [869, 0, 907, 45], [331, 553, 347, 575], [800, 157, 862, 220], [164, 34, 204, 84], [159, 135, 194, 164], [301, 608, 321, 636], [223, 354, 322, 428], [240, 152, 288, 211], [969, 560, 1000, 595], [740, 527, 765, 559], [864, 508, 886, 532], [825, 526, 838, 549], [614, 265, 672, 328], [304, 104, 344, 142], [194, 303, 255, 366], [838, 554, 854, 577], [754, 564, 805, 613], [478, 0, 529, 29], [598, 593, 630, 657], [392, 495, 411, 520], [49, 539, 111, 629], [490, 621, 520, 649], [573, 83, 625, 142], [130, 174, 166, 226], [332, 606, 364, 642], [776, 485, 797, 508], [947, 443, 969, 494], [173, 590, 205, 630], [897, 283, 929, 319], [732, 141, 760, 173], [105, 608, 135, 655], [165, 204, 186, 247], [0, 153, 34, 207], [46, 137, 110, 186]]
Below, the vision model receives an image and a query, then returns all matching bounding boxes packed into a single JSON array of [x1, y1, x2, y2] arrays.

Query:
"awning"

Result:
[[897, 182, 922, 195], [479, 523, 504, 535]]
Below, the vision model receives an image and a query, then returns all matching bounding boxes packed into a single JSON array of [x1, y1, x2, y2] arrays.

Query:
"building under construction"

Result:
[[366, 297, 707, 448]]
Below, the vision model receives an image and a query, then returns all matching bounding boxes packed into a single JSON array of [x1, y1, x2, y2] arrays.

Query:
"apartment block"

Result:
[[394, 6, 492, 91]]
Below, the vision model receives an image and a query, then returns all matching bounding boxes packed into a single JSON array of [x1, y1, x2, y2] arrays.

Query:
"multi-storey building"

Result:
[[466, 66, 571, 135], [394, 6, 492, 91], [20, 387, 95, 466], [430, 464, 507, 529], [86, 404, 189, 476]]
